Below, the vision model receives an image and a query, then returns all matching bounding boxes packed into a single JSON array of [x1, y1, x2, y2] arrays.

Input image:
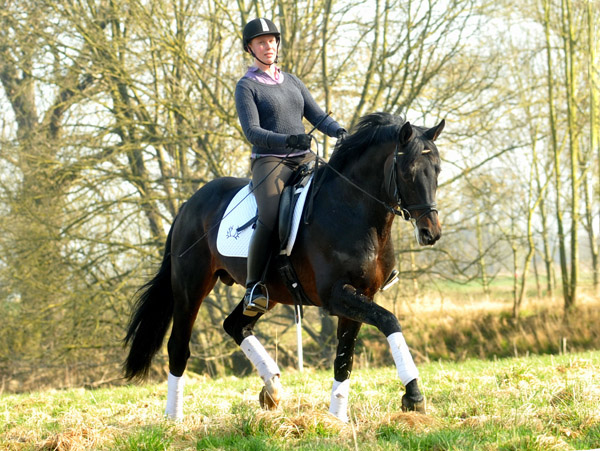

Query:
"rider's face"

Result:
[[248, 35, 278, 65]]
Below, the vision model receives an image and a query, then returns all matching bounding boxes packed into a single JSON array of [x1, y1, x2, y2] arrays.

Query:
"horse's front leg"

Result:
[[327, 281, 425, 413], [223, 300, 282, 410], [329, 317, 362, 422]]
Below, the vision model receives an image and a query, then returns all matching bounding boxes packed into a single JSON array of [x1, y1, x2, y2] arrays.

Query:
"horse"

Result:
[[124, 112, 444, 422]]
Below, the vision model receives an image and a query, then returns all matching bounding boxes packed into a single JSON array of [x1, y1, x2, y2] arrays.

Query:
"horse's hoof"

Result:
[[259, 375, 282, 410], [401, 393, 426, 413]]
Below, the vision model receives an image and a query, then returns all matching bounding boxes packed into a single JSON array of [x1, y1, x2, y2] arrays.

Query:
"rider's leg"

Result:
[[243, 157, 290, 314], [244, 219, 273, 315], [243, 153, 314, 314]]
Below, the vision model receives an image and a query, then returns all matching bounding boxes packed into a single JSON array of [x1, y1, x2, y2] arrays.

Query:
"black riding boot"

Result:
[[243, 221, 272, 316]]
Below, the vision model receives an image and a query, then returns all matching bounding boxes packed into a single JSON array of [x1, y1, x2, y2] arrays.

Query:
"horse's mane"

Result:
[[328, 112, 425, 172]]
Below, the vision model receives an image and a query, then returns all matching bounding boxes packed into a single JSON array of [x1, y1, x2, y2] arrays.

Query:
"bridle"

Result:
[[310, 141, 438, 225], [386, 142, 438, 224]]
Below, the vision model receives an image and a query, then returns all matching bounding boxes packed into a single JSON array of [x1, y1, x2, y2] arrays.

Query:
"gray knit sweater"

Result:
[[235, 72, 343, 156]]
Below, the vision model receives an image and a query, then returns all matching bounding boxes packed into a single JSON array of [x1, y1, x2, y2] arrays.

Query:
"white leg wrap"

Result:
[[240, 335, 280, 383], [387, 332, 419, 385], [329, 378, 350, 423], [165, 373, 184, 420]]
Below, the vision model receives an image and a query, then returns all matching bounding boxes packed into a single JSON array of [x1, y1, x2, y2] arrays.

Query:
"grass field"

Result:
[[2, 351, 599, 450]]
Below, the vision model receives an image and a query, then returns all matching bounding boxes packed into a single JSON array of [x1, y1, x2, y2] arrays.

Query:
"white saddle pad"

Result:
[[216, 177, 313, 258]]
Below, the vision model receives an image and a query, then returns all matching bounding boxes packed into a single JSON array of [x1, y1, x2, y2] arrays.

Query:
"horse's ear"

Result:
[[424, 119, 445, 142], [399, 121, 414, 145]]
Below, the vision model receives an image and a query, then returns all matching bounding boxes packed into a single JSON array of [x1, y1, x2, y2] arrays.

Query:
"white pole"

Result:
[[295, 304, 303, 372]]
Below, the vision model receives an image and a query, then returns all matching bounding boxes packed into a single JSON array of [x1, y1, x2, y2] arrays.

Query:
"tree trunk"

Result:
[[562, 0, 579, 311], [543, 0, 571, 310], [535, 155, 554, 298], [587, 0, 599, 293], [320, 0, 333, 159], [476, 213, 490, 297]]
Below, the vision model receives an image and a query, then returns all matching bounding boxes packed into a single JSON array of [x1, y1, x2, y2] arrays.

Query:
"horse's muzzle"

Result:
[[414, 212, 441, 246]]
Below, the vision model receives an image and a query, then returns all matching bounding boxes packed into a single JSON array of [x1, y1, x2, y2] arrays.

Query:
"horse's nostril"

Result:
[[419, 227, 441, 246]]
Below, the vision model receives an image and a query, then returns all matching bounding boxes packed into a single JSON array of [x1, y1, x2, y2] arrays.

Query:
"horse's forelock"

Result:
[[399, 128, 442, 175]]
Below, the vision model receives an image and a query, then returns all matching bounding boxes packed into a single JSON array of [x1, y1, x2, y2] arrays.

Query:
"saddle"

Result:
[[275, 163, 317, 311], [216, 161, 317, 310], [277, 161, 314, 250], [238, 160, 315, 252]]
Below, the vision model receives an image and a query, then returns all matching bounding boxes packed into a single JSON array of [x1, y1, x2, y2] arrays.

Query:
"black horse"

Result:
[[124, 112, 444, 421]]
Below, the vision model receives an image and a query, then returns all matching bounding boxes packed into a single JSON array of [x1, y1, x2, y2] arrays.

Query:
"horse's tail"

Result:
[[124, 224, 175, 381]]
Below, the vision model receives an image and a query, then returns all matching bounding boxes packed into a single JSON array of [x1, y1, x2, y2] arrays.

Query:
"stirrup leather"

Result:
[[243, 283, 269, 315]]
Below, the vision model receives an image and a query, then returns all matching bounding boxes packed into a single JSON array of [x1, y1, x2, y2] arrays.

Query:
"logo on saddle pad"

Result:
[[216, 177, 313, 258]]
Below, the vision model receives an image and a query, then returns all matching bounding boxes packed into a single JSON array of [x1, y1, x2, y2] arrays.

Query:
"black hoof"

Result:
[[401, 393, 426, 413]]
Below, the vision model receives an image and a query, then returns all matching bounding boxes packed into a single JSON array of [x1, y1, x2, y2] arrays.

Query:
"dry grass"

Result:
[[2, 351, 599, 450], [2, 290, 599, 449]]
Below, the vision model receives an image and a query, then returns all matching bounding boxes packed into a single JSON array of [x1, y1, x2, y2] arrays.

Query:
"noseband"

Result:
[[387, 143, 438, 223]]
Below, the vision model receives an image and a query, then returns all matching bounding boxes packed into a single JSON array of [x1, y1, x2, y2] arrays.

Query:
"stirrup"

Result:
[[243, 283, 269, 316], [381, 269, 399, 291]]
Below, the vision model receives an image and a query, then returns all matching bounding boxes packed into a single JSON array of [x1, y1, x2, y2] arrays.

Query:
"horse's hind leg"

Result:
[[165, 269, 218, 420], [328, 317, 362, 422], [223, 301, 282, 410]]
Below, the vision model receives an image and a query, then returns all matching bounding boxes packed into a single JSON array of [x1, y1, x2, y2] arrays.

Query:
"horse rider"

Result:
[[235, 18, 347, 315]]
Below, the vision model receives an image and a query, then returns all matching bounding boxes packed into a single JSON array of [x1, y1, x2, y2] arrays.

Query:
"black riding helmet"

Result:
[[243, 18, 281, 63]]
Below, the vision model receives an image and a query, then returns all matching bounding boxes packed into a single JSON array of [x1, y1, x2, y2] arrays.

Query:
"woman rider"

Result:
[[235, 18, 347, 315]]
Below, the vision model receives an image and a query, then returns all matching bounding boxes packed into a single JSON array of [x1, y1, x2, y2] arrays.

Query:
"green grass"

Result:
[[2, 351, 599, 450]]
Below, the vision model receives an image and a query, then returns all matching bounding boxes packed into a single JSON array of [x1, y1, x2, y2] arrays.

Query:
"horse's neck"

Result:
[[332, 151, 395, 231]]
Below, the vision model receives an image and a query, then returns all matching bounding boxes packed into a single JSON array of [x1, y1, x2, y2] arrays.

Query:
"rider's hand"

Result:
[[286, 134, 312, 150], [336, 128, 348, 141]]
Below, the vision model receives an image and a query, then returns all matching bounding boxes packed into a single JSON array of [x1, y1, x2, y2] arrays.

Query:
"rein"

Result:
[[313, 142, 437, 223]]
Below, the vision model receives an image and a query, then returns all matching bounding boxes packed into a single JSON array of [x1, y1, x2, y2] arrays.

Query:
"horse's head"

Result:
[[329, 112, 444, 246], [388, 119, 444, 246]]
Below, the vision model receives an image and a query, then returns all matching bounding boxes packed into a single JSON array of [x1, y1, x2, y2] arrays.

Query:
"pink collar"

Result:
[[245, 65, 284, 85]]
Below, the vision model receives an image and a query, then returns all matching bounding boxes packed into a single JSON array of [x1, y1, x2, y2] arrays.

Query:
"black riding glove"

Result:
[[336, 128, 348, 141], [286, 134, 312, 150]]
